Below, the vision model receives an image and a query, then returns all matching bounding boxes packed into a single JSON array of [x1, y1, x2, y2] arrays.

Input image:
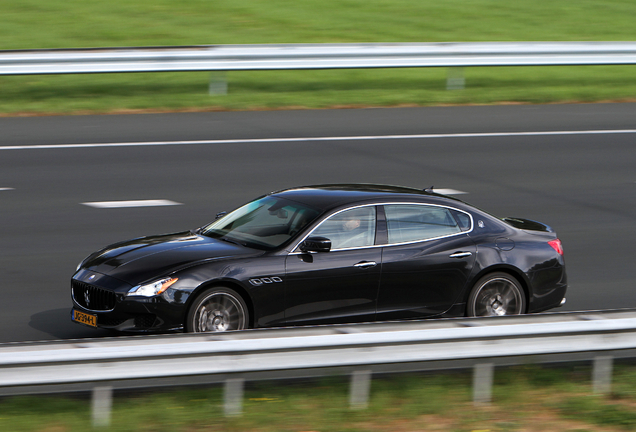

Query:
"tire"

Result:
[[185, 287, 249, 333], [467, 272, 526, 317]]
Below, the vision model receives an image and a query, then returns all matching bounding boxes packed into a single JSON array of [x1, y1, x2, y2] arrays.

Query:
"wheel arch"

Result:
[[465, 265, 531, 310], [184, 279, 256, 329]]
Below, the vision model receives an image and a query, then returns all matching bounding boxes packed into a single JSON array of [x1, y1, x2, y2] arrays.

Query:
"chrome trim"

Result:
[[289, 201, 474, 254], [450, 252, 473, 258], [71, 287, 116, 313], [249, 277, 283, 286], [291, 243, 384, 255], [559, 298, 567, 307], [354, 261, 377, 269]]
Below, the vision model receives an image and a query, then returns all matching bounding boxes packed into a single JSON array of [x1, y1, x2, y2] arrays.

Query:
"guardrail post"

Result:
[[349, 370, 372, 409], [446, 67, 465, 90], [91, 386, 113, 428], [473, 363, 494, 405], [592, 356, 613, 394], [209, 72, 228, 95], [224, 378, 244, 416]]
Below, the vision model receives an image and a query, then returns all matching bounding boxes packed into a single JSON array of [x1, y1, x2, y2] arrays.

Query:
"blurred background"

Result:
[[1, 1, 636, 431]]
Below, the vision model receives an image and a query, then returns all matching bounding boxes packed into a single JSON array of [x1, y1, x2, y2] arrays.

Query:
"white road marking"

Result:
[[1, 129, 635, 151], [0, 187, 15, 191], [82, 200, 182, 209], [433, 188, 468, 195]]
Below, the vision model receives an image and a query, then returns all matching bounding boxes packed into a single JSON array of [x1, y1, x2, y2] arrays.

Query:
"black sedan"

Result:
[[71, 184, 567, 333]]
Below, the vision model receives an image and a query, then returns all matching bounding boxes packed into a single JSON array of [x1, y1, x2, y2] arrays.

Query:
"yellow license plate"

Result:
[[73, 309, 97, 327]]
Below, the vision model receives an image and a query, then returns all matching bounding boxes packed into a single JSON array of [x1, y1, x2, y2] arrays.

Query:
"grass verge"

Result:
[[2, 364, 636, 431], [1, 1, 636, 115], [2, 66, 636, 116]]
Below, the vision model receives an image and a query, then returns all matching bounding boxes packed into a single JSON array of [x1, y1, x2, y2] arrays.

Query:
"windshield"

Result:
[[200, 196, 321, 250]]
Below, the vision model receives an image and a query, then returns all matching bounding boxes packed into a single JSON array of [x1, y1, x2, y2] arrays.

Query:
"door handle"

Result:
[[354, 261, 377, 269], [449, 252, 472, 258]]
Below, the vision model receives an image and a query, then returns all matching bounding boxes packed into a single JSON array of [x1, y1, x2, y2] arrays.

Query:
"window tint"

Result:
[[310, 206, 376, 249], [385, 204, 462, 244], [451, 209, 472, 231], [201, 196, 320, 250]]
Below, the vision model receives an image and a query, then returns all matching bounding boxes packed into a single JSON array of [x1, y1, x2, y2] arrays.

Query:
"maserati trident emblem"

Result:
[[84, 290, 91, 307]]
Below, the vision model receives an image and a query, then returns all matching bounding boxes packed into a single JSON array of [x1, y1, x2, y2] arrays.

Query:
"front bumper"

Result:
[[71, 270, 186, 332]]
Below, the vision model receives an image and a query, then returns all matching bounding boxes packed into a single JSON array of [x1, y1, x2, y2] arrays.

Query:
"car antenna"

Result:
[[424, 185, 434, 193]]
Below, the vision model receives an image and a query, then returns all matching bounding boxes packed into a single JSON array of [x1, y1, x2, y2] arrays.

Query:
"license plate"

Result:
[[73, 309, 97, 327]]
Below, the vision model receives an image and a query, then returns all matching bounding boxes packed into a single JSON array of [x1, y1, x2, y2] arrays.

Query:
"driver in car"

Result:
[[335, 213, 370, 248]]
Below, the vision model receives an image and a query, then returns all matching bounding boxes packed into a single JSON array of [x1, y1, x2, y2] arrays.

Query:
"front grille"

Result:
[[72, 280, 117, 311]]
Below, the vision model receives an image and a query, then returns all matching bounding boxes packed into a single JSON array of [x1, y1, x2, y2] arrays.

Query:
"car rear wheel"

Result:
[[186, 287, 249, 333], [467, 272, 526, 317]]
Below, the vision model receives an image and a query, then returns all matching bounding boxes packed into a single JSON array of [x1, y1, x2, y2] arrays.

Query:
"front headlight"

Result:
[[127, 277, 178, 297]]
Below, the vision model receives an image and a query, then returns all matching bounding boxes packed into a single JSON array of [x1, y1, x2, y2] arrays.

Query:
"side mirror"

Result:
[[299, 236, 331, 253]]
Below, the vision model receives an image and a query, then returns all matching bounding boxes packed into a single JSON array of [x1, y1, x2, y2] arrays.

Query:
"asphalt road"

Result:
[[1, 103, 635, 343]]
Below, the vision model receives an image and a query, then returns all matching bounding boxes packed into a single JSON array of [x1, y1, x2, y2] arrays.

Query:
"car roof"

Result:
[[269, 184, 463, 211]]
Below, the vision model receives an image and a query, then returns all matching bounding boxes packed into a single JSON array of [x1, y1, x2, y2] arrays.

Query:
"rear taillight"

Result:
[[548, 238, 564, 256]]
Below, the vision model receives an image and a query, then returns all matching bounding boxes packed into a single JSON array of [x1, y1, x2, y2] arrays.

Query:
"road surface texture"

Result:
[[1, 103, 634, 342]]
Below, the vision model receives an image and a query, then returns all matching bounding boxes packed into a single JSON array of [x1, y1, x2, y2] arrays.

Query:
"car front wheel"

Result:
[[467, 272, 526, 317], [186, 287, 249, 333]]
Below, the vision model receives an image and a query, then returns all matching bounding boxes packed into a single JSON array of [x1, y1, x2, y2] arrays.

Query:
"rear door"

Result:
[[376, 204, 476, 320]]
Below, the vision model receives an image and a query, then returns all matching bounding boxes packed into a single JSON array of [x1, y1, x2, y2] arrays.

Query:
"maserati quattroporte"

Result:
[[71, 184, 567, 333]]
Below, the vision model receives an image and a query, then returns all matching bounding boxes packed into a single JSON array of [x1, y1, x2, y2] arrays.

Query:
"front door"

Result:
[[284, 205, 381, 325]]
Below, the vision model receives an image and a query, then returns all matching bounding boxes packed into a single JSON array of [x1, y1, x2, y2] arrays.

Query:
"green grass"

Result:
[[1, 1, 636, 115], [2, 365, 636, 432]]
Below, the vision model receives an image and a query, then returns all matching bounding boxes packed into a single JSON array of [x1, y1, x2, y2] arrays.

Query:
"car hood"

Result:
[[80, 231, 263, 285]]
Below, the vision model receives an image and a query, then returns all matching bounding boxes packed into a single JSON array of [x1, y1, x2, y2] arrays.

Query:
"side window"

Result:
[[450, 209, 472, 231], [310, 206, 376, 249], [384, 204, 462, 244]]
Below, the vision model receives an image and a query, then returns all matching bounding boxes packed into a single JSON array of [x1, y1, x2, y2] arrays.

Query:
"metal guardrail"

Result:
[[2, 42, 636, 76], [2, 310, 636, 425]]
